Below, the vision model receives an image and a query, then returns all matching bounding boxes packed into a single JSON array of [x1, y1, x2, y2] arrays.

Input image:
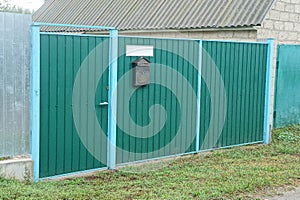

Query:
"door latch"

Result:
[[99, 102, 109, 106]]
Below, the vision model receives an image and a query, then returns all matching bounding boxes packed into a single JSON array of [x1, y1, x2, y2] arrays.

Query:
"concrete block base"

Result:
[[0, 157, 33, 181]]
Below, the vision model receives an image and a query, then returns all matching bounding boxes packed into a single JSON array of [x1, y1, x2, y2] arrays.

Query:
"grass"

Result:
[[0, 157, 10, 161], [0, 125, 300, 199]]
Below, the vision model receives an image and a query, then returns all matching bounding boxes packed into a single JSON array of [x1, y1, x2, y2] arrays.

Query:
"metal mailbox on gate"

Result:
[[132, 57, 150, 86]]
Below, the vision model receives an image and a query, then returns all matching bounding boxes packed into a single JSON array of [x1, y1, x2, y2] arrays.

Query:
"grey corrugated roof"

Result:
[[33, 0, 276, 32]]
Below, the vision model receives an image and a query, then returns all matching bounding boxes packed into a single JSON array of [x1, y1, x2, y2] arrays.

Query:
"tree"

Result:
[[0, 0, 16, 11], [0, 0, 10, 10], [0, 0, 32, 14]]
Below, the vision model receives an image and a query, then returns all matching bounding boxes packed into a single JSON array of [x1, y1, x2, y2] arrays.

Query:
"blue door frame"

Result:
[[30, 23, 118, 181]]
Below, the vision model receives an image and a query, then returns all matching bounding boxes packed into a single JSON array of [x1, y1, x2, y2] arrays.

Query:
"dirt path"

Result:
[[266, 186, 300, 200]]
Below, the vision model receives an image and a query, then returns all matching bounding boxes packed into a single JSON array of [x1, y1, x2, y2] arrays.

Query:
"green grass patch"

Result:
[[0, 157, 10, 161], [0, 125, 299, 199]]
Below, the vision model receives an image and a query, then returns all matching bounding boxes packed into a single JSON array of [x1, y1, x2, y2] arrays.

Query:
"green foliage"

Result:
[[0, 125, 299, 199], [0, 157, 9, 161], [0, 0, 9, 9], [0, 0, 32, 14], [275, 130, 300, 143]]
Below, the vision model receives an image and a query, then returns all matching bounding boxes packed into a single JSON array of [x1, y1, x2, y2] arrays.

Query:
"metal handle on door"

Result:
[[99, 102, 109, 106]]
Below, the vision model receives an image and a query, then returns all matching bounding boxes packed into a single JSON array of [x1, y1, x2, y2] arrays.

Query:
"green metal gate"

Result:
[[116, 37, 199, 164], [39, 34, 110, 178], [274, 45, 300, 128], [200, 41, 268, 149], [32, 24, 273, 180], [115, 38, 269, 164]]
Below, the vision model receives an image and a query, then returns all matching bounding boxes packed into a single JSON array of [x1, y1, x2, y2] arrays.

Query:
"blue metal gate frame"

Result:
[[30, 23, 118, 181], [31, 23, 274, 181]]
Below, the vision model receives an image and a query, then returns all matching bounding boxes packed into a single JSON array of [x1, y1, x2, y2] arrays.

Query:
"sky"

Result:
[[10, 0, 44, 11]]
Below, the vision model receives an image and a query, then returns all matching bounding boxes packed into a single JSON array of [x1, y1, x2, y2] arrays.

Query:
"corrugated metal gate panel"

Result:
[[40, 34, 109, 178], [200, 42, 267, 149], [0, 13, 31, 158], [39, 34, 269, 178], [274, 45, 300, 128], [116, 37, 199, 164]]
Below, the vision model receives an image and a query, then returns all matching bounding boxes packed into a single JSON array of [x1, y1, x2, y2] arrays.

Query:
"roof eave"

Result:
[[118, 26, 259, 33]]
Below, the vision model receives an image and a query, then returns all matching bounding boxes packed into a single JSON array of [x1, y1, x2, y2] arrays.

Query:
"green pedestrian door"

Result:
[[39, 34, 110, 178], [274, 45, 300, 128]]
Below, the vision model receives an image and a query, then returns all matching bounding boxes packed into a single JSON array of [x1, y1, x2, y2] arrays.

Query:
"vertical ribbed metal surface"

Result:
[[39, 34, 109, 178], [200, 41, 268, 149], [39, 34, 269, 177], [116, 37, 199, 164], [0, 13, 31, 158], [274, 45, 300, 128]]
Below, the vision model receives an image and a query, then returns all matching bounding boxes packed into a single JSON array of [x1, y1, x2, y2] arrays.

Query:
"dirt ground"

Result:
[[266, 186, 300, 200]]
